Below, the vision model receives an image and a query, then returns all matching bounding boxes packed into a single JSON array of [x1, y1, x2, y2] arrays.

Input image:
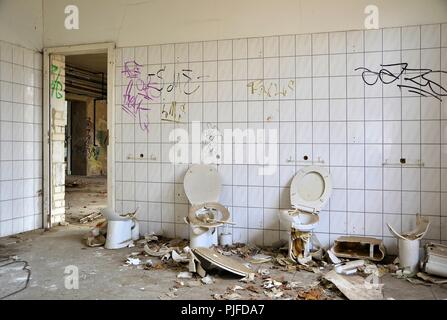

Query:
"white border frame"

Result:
[[42, 42, 115, 228]]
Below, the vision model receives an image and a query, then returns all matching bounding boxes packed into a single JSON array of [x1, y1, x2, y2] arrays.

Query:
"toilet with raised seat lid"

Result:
[[183, 164, 231, 248], [278, 165, 332, 263]]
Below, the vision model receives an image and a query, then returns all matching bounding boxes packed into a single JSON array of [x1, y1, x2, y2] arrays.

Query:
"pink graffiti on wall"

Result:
[[121, 60, 161, 132]]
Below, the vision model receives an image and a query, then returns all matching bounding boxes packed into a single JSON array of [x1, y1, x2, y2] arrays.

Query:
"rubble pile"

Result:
[[105, 233, 447, 300]]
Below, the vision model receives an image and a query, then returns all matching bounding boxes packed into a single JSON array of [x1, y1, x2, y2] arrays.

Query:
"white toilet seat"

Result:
[[279, 166, 332, 263], [183, 165, 230, 248], [184, 165, 221, 205], [290, 166, 332, 213]]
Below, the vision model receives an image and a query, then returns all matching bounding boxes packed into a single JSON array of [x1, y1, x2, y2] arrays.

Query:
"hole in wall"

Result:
[[303, 155, 309, 161], [400, 158, 406, 164]]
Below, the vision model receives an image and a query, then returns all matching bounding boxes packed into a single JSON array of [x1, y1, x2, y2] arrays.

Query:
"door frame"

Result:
[[42, 42, 115, 229]]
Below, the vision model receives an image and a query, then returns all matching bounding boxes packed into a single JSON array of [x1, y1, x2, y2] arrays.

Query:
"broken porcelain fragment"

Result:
[[172, 250, 189, 263], [249, 254, 272, 264], [257, 268, 270, 276], [263, 278, 282, 289], [200, 275, 214, 285], [177, 271, 193, 279], [239, 273, 256, 283], [126, 257, 141, 266], [334, 260, 365, 275], [230, 285, 244, 291]]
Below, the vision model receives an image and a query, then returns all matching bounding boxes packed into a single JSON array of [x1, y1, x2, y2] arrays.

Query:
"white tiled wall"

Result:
[[114, 23, 447, 254], [0, 41, 43, 236]]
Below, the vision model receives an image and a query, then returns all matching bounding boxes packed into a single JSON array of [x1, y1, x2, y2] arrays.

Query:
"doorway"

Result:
[[43, 43, 115, 228], [64, 54, 108, 224]]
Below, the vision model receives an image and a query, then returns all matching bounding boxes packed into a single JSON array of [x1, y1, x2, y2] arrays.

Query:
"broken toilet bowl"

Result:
[[183, 165, 231, 249], [101, 207, 139, 249], [422, 242, 447, 278], [278, 166, 332, 262], [281, 210, 320, 232], [387, 215, 430, 273]]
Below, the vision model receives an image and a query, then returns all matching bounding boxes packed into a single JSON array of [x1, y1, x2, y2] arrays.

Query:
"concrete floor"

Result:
[[1, 225, 447, 300]]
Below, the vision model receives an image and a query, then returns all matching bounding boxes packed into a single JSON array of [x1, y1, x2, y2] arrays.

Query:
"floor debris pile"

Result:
[[79, 212, 103, 224], [78, 230, 447, 300]]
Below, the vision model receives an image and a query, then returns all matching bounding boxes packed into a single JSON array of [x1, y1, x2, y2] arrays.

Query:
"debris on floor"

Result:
[[257, 268, 270, 276], [239, 272, 255, 283], [331, 236, 386, 262], [421, 242, 447, 278], [334, 259, 365, 275], [86, 229, 447, 300], [126, 257, 141, 266], [79, 212, 103, 224], [177, 271, 193, 279], [297, 287, 324, 300], [192, 247, 253, 277], [65, 180, 82, 188], [262, 278, 282, 289], [324, 269, 384, 300], [200, 275, 214, 285], [213, 292, 242, 300], [248, 254, 272, 264], [416, 272, 447, 284]]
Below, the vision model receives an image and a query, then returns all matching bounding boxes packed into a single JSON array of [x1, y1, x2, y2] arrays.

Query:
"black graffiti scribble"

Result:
[[355, 63, 447, 101]]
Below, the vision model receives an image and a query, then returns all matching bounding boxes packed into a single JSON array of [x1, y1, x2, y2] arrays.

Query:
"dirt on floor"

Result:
[[65, 175, 107, 225], [1, 225, 447, 300]]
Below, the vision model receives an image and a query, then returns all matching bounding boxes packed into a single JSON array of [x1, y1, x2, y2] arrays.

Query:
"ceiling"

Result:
[[65, 53, 108, 73]]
